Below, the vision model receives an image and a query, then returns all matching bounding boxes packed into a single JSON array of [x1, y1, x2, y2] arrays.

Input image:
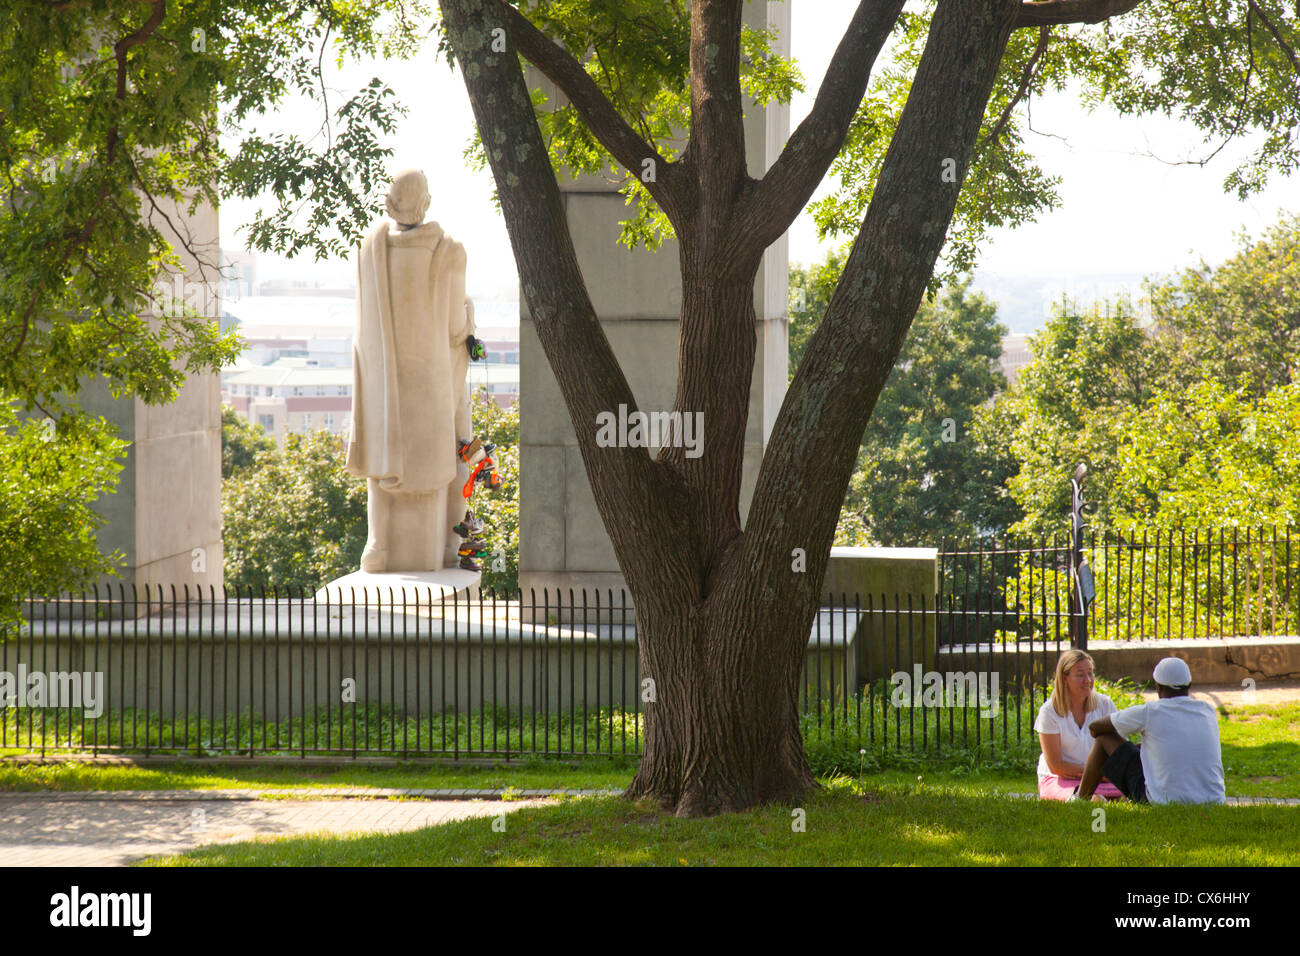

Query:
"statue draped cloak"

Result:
[[345, 220, 470, 493]]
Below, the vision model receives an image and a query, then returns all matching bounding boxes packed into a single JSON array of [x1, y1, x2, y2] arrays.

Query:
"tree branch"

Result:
[[1247, 0, 1300, 75], [741, 0, 905, 253], [9, 0, 166, 364], [688, 0, 747, 209], [494, 0, 687, 224], [974, 25, 1051, 158], [735, 0, 1023, 617], [127, 153, 223, 279], [1014, 0, 1144, 28]]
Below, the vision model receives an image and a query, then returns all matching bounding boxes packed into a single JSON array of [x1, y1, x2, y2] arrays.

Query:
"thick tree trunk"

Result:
[[625, 580, 818, 816], [624, 264, 820, 817], [442, 0, 1022, 817]]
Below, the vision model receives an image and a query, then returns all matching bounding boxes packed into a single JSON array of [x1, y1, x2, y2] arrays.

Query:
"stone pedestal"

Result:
[[315, 569, 481, 606], [519, 1, 792, 602], [824, 547, 940, 682]]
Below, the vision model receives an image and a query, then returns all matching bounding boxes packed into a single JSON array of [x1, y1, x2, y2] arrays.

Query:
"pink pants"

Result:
[[1039, 774, 1123, 801]]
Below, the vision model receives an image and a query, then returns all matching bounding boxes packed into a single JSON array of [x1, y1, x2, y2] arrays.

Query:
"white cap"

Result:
[[1152, 657, 1192, 687]]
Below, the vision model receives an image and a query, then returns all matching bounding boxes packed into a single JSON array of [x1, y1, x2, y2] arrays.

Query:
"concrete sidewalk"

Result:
[[0, 792, 561, 867]]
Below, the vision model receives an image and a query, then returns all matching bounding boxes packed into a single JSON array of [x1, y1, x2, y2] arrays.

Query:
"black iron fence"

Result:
[[3, 586, 1058, 760], [8, 526, 1292, 763], [938, 525, 1298, 644]]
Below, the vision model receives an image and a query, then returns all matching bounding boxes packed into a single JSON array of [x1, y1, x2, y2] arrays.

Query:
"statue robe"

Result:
[[346, 220, 471, 494]]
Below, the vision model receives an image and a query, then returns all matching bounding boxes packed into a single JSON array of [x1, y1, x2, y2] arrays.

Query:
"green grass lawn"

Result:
[[138, 778, 1300, 867], [4, 697, 1293, 868], [1216, 701, 1300, 798], [3, 699, 1296, 798]]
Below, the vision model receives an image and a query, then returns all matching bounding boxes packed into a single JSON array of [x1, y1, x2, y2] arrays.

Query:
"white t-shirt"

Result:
[[1034, 695, 1118, 781], [1110, 697, 1226, 804]]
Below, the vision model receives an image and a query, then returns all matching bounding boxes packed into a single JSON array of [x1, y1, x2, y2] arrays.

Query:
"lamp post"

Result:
[[1069, 463, 1096, 650]]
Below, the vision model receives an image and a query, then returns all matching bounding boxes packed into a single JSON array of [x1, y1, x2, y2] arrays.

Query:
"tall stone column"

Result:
[[518, 1, 791, 602], [81, 198, 224, 595]]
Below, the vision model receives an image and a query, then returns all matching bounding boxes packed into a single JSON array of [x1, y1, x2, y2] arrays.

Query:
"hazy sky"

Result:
[[219, 1, 1298, 300]]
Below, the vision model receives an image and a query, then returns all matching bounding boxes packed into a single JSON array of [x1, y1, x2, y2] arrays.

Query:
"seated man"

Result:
[[1075, 657, 1225, 805]]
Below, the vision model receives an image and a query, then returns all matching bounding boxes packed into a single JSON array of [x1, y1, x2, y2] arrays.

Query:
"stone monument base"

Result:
[[314, 569, 481, 606]]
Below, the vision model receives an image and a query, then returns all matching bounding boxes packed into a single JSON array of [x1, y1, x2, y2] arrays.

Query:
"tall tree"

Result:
[[1148, 211, 1300, 397], [434, 0, 1299, 815]]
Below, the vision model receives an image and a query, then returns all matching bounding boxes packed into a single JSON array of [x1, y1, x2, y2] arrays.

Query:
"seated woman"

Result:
[[1035, 650, 1124, 801]]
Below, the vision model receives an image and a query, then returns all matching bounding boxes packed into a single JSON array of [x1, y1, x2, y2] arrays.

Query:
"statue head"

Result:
[[386, 169, 431, 226]]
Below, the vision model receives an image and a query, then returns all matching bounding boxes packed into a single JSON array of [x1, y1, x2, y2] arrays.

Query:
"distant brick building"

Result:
[[223, 359, 353, 442]]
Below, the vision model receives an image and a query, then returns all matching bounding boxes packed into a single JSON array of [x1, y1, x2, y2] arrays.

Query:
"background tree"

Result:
[[836, 278, 1012, 545], [997, 299, 1159, 533], [1148, 212, 1300, 397], [997, 210, 1300, 534], [221, 404, 276, 480], [1110, 379, 1300, 531], [222, 429, 368, 592], [991, 215, 1300, 639], [0, 404, 125, 635], [467, 391, 521, 595], [791, 265, 1020, 545], [787, 251, 845, 378]]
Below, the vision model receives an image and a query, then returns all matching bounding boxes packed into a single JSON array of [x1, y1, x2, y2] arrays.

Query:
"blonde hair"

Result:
[[1050, 649, 1101, 716]]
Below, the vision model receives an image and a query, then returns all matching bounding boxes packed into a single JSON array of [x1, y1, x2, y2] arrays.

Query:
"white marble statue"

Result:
[[345, 169, 475, 572]]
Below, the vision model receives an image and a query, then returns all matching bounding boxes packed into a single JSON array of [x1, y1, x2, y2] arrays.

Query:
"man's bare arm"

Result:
[[1089, 715, 1116, 737]]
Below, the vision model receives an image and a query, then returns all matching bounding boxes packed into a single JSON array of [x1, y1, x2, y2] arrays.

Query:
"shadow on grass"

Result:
[[0, 756, 639, 794]]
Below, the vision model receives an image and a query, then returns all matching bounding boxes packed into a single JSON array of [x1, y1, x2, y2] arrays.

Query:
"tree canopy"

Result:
[[998, 210, 1300, 534], [0, 0, 427, 609]]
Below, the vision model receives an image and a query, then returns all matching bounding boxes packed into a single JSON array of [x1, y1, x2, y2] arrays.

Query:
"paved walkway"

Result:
[[0, 791, 572, 867], [1140, 682, 1300, 706]]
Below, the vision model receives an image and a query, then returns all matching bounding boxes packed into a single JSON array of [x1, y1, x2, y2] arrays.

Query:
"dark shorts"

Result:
[[1102, 740, 1148, 803]]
